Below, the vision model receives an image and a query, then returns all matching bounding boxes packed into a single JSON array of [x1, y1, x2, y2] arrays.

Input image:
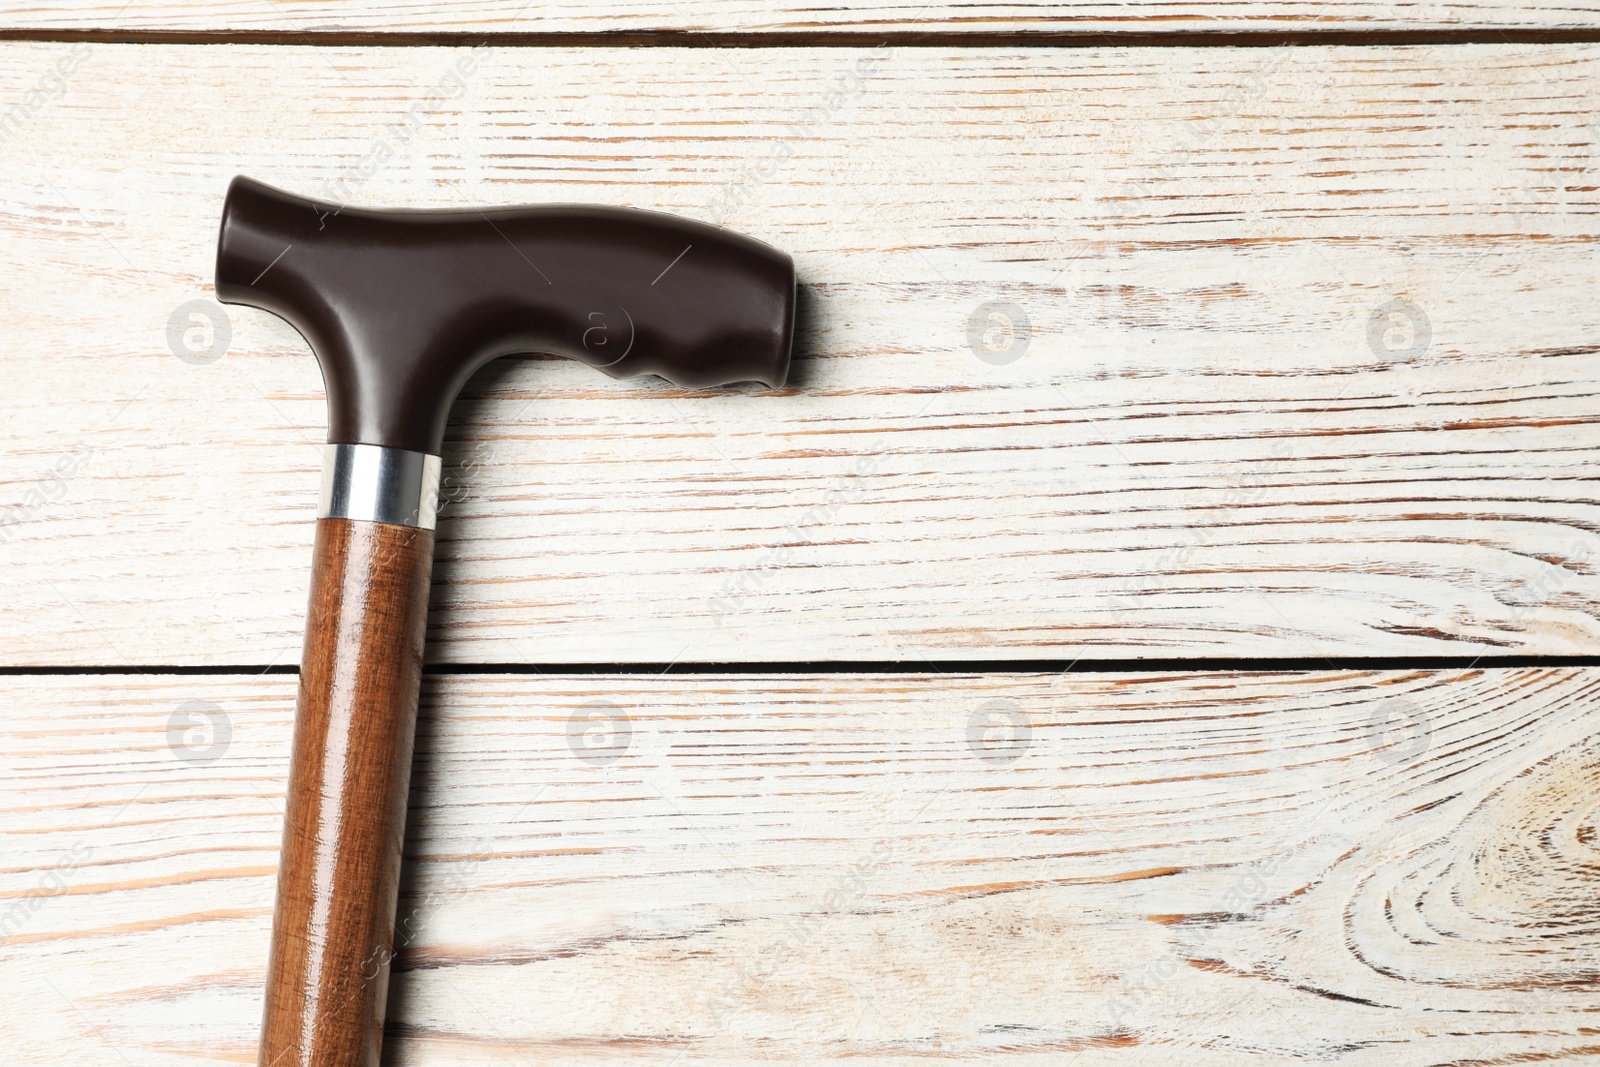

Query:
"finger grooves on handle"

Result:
[[261, 518, 434, 1067]]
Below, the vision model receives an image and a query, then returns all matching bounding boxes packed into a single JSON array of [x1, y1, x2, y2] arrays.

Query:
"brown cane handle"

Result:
[[260, 518, 434, 1067]]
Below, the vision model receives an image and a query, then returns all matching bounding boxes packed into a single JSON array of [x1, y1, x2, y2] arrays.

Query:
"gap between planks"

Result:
[[5, 656, 1600, 676], [4, 27, 1600, 47]]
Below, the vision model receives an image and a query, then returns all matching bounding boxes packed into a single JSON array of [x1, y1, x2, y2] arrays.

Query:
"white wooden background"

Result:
[[3, 0, 1598, 33], [1, 43, 1598, 664], [6, 670, 1600, 1064], [1, 6, 1597, 1065]]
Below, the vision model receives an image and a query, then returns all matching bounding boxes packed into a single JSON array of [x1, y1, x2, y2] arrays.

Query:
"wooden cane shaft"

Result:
[[260, 518, 434, 1067]]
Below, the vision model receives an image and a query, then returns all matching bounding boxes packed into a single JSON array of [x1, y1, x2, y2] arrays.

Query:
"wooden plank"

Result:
[[3, 0, 1598, 34], [1, 43, 1598, 665], [2, 669, 1597, 1064]]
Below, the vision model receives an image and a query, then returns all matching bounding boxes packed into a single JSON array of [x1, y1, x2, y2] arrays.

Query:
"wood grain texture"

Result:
[[2, 0, 1598, 34], [263, 519, 434, 1067], [1, 43, 1599, 664], [1, 669, 1596, 1064]]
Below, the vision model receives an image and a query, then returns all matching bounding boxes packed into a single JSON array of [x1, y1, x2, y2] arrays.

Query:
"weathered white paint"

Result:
[[1, 43, 1598, 666], [3, 0, 1597, 32], [1, 670, 1595, 1064]]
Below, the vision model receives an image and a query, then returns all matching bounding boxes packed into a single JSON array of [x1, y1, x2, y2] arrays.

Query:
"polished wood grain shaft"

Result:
[[260, 518, 434, 1067]]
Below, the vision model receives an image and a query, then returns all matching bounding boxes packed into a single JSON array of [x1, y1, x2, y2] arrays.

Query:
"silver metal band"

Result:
[[319, 444, 441, 530]]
